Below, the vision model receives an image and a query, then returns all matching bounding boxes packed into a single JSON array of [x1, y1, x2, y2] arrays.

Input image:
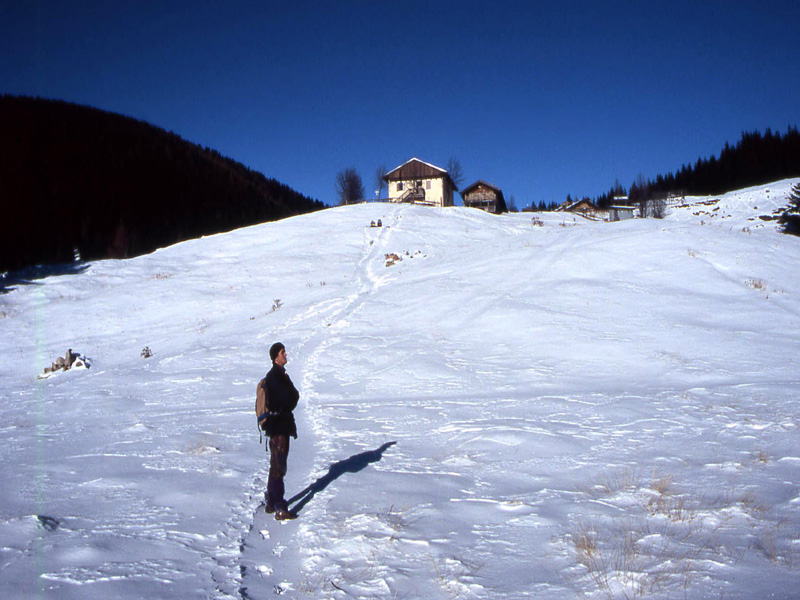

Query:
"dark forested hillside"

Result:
[[0, 96, 326, 272], [591, 127, 800, 208]]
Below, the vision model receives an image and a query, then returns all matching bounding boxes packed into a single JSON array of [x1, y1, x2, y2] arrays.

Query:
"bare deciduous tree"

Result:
[[640, 197, 667, 219], [374, 164, 387, 201], [335, 167, 365, 205], [651, 197, 667, 219], [447, 157, 464, 191]]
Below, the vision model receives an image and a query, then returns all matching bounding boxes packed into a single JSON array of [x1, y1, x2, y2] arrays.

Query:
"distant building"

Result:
[[460, 180, 507, 214], [558, 199, 600, 215], [383, 158, 456, 207], [609, 205, 636, 221]]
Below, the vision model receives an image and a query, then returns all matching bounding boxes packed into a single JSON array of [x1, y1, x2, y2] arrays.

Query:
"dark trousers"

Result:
[[267, 435, 290, 511]]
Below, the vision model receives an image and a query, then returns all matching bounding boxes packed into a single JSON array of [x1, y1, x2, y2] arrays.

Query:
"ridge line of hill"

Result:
[[0, 95, 326, 273]]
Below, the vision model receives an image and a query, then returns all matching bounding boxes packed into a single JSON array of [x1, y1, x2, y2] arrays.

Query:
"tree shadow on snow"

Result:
[[1, 262, 89, 295], [289, 441, 396, 515]]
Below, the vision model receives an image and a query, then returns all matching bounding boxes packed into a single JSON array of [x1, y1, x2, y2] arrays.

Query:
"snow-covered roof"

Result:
[[387, 157, 447, 175], [383, 158, 453, 185], [557, 199, 599, 212]]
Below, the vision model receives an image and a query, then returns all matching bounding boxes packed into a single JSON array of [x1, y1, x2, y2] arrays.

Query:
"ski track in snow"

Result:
[[239, 206, 408, 598]]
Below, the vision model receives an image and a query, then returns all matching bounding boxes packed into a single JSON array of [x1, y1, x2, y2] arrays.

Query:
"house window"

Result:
[[426, 180, 431, 190], [397, 182, 404, 192]]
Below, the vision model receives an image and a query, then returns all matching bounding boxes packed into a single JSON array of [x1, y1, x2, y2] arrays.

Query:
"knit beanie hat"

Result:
[[270, 342, 285, 363]]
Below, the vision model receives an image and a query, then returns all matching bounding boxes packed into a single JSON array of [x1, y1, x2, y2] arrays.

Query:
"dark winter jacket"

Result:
[[264, 363, 299, 438]]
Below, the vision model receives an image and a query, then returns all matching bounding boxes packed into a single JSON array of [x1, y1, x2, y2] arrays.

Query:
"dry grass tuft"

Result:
[[745, 278, 767, 291], [561, 469, 789, 598]]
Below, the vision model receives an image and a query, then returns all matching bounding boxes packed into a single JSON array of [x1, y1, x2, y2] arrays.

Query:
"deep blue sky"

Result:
[[3, 1, 799, 207]]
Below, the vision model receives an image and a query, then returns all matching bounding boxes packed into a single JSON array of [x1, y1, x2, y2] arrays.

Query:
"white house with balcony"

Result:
[[383, 158, 456, 207]]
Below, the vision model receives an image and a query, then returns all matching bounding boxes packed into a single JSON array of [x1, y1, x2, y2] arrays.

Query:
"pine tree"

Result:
[[788, 182, 800, 210], [781, 182, 800, 235]]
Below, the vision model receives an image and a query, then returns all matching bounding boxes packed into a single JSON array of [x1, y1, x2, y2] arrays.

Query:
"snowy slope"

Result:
[[1, 179, 799, 599]]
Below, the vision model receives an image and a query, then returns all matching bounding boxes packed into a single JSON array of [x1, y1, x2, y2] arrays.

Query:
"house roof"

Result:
[[383, 158, 454, 186], [557, 199, 598, 212]]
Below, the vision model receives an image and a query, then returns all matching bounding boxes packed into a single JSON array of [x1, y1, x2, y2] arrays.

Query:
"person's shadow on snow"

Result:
[[289, 441, 396, 515]]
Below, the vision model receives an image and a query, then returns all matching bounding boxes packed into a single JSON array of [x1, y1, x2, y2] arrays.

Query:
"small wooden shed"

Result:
[[609, 205, 636, 221], [460, 180, 507, 214]]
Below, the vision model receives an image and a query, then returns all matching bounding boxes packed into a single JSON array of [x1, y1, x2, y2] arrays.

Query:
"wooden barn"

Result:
[[383, 158, 456, 207], [460, 180, 507, 214]]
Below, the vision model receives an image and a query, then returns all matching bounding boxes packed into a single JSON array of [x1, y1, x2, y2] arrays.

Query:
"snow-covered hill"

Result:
[[2, 179, 799, 599]]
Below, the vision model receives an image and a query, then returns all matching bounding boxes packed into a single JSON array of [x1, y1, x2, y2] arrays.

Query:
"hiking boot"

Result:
[[275, 509, 297, 521], [264, 504, 275, 514]]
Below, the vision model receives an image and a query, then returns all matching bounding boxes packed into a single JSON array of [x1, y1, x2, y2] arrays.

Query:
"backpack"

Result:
[[256, 377, 269, 442]]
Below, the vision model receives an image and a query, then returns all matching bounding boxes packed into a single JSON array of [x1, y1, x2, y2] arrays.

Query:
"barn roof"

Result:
[[460, 180, 504, 198]]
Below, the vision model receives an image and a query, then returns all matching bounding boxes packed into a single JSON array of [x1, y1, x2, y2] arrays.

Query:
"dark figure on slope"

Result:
[[264, 342, 300, 521]]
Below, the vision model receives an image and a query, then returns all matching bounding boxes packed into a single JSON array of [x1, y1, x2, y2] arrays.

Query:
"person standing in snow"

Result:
[[264, 342, 299, 521]]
